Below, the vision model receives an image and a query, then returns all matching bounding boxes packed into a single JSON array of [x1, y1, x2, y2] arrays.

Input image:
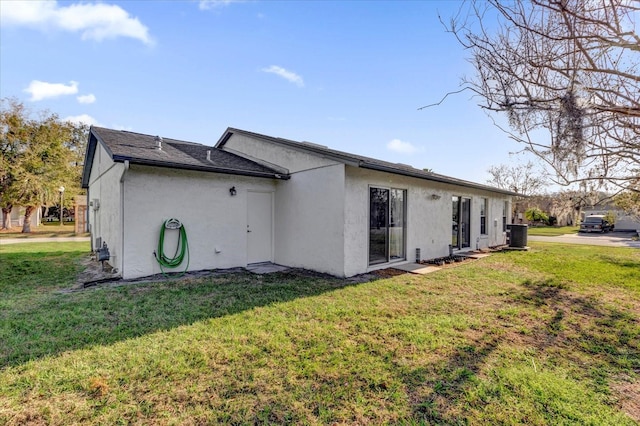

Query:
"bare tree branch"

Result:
[[442, 0, 640, 201]]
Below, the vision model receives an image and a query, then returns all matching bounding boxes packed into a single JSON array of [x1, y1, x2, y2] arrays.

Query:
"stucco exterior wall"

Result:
[[121, 165, 276, 279], [274, 163, 346, 276], [87, 142, 124, 272], [222, 133, 341, 173], [343, 167, 511, 277]]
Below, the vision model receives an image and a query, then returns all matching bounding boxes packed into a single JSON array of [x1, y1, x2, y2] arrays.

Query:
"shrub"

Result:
[[525, 207, 549, 224]]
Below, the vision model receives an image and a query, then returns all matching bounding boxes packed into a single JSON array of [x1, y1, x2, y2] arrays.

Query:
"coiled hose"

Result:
[[154, 218, 189, 276]]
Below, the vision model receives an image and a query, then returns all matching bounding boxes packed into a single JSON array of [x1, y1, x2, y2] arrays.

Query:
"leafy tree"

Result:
[[0, 98, 88, 232], [0, 99, 30, 229], [442, 0, 639, 201], [603, 211, 616, 225], [614, 189, 640, 221], [525, 207, 549, 225]]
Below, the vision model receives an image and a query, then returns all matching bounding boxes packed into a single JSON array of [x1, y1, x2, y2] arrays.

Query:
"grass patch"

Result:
[[1, 242, 638, 424], [527, 225, 580, 236]]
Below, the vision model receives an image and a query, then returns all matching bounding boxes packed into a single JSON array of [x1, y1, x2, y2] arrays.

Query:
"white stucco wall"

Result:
[[274, 163, 346, 276], [87, 142, 124, 272], [343, 167, 511, 277], [121, 165, 276, 279]]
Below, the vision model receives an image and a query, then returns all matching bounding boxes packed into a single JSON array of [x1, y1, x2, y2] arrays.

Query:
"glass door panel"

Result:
[[452, 196, 459, 248], [461, 197, 471, 248], [389, 189, 405, 260], [369, 188, 389, 264]]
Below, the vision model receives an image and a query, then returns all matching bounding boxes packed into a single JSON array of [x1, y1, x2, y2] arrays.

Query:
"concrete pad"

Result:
[[246, 262, 289, 274], [393, 263, 441, 275], [462, 252, 492, 259]]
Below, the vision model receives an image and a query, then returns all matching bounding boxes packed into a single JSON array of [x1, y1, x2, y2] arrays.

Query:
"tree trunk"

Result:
[[22, 206, 35, 233], [1, 205, 12, 230]]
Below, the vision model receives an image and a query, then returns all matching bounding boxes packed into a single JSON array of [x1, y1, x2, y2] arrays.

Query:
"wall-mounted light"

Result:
[[229, 186, 237, 196], [431, 194, 441, 200]]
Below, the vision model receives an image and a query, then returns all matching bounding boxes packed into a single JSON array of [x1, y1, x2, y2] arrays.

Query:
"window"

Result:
[[480, 198, 488, 235], [502, 201, 509, 231]]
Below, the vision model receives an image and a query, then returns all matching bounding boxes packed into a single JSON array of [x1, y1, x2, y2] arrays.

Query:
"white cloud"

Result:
[[24, 80, 78, 101], [261, 65, 304, 87], [112, 124, 133, 131], [63, 114, 100, 126], [77, 94, 96, 104], [198, 0, 244, 10], [1, 1, 153, 45], [387, 139, 422, 154]]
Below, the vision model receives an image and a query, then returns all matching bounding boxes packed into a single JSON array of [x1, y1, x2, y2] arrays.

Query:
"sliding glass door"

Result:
[[452, 196, 471, 249], [369, 187, 406, 265]]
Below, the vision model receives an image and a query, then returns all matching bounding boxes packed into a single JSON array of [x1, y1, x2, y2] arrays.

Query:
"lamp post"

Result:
[[58, 186, 65, 226]]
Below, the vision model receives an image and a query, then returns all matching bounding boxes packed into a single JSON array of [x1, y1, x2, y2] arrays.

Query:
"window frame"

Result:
[[480, 198, 488, 235]]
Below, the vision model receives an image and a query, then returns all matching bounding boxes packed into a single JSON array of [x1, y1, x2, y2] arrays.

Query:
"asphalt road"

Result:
[[528, 232, 640, 248]]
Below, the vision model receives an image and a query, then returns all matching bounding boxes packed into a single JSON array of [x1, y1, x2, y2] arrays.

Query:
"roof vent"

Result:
[[154, 136, 163, 150], [206, 150, 211, 161], [300, 141, 328, 149], [395, 163, 414, 169]]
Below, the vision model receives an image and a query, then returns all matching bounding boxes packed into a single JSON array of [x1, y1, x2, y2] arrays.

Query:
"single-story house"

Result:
[[81, 126, 519, 279]]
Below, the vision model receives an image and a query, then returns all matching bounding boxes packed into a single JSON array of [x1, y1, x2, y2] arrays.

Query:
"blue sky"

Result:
[[0, 0, 528, 184]]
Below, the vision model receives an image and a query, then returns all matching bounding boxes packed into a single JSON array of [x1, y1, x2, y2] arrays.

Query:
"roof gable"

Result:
[[81, 127, 289, 188], [216, 128, 521, 196]]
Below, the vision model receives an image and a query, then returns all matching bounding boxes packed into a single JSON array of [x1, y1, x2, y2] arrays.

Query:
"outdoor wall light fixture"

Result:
[[229, 186, 237, 196], [431, 194, 441, 200]]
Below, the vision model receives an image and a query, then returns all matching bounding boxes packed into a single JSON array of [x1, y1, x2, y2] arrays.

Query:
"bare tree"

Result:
[[486, 159, 548, 223], [486, 160, 547, 195], [440, 0, 639, 197]]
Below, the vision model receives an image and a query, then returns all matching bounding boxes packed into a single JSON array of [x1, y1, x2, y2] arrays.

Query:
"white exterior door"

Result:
[[247, 191, 273, 264]]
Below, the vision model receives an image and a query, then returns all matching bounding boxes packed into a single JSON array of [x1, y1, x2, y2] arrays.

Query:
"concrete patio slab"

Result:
[[246, 262, 290, 274], [461, 252, 492, 259], [393, 263, 441, 275]]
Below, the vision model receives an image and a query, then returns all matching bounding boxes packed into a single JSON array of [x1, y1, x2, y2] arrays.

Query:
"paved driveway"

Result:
[[528, 232, 640, 248]]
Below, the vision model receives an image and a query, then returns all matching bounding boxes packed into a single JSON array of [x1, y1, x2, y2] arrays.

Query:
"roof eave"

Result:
[[111, 155, 290, 180], [360, 162, 521, 196]]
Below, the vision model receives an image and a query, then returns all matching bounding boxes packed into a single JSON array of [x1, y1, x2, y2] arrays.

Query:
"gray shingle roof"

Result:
[[216, 128, 521, 196], [82, 127, 289, 188]]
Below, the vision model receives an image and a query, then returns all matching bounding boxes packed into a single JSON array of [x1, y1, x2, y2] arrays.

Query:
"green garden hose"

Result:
[[154, 218, 189, 276]]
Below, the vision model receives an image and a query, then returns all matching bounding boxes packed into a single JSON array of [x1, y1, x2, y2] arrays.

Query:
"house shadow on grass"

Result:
[[1, 255, 389, 368]]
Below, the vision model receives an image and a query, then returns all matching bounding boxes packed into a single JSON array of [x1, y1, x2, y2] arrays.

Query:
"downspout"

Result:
[[87, 188, 92, 251], [119, 160, 130, 275]]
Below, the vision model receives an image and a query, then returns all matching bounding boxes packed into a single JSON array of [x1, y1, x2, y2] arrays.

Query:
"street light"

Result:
[[58, 186, 65, 226]]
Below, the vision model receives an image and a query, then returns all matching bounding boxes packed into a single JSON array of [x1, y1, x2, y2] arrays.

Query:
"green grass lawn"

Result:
[[527, 225, 580, 236], [1, 242, 639, 424]]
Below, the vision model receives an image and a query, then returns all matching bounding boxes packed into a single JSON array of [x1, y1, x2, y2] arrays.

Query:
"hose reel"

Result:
[[154, 218, 189, 276]]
